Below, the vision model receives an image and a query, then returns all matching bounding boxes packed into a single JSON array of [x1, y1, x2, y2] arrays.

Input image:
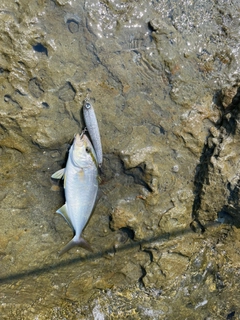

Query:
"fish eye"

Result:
[[86, 147, 91, 153]]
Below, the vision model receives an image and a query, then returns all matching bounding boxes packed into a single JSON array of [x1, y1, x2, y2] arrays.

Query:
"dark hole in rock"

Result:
[[119, 227, 135, 240], [32, 43, 48, 56], [0, 67, 9, 75], [0, 68, 9, 77], [3, 95, 21, 110], [4, 94, 11, 102], [15, 89, 27, 96], [147, 21, 155, 36], [67, 19, 79, 33], [159, 125, 165, 134], [42, 102, 49, 108], [139, 265, 147, 287], [227, 311, 235, 320]]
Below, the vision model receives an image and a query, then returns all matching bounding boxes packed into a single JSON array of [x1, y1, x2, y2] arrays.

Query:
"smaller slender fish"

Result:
[[83, 100, 103, 167]]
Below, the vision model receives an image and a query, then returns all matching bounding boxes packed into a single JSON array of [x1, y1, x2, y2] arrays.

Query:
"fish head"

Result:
[[71, 133, 97, 167]]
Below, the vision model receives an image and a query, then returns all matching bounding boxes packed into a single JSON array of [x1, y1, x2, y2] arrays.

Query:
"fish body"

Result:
[[51, 133, 98, 255], [83, 101, 103, 167]]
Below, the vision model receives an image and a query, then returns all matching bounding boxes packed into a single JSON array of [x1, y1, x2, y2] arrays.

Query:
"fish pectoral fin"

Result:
[[51, 168, 65, 179], [56, 204, 74, 230], [59, 236, 93, 256]]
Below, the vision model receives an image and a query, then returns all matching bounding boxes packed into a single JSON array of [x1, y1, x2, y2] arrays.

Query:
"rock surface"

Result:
[[1, 0, 240, 318]]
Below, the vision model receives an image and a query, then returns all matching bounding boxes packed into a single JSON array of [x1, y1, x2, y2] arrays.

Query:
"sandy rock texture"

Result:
[[1, 0, 240, 319]]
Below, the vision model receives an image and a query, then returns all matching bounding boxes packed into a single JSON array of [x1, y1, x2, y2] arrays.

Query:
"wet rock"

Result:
[[29, 78, 44, 98], [221, 87, 238, 108], [1, 0, 240, 319], [58, 81, 76, 102], [64, 14, 81, 34], [194, 87, 240, 227], [110, 198, 146, 240], [66, 271, 94, 299]]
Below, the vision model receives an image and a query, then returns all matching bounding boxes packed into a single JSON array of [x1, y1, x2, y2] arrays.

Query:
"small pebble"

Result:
[[172, 165, 179, 172]]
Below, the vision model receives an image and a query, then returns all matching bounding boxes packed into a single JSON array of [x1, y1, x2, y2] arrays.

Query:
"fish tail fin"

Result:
[[58, 236, 93, 256]]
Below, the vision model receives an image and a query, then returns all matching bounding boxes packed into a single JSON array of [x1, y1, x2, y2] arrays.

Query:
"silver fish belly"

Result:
[[83, 100, 103, 167], [51, 133, 98, 255]]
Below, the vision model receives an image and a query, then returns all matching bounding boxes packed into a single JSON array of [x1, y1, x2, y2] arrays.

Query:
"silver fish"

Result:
[[83, 100, 103, 167], [51, 133, 98, 255]]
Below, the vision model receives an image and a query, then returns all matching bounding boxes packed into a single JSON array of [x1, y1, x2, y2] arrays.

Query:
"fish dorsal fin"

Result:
[[56, 204, 74, 230], [51, 168, 65, 180]]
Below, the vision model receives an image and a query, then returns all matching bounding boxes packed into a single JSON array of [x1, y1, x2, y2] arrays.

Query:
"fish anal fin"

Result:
[[58, 236, 93, 256], [56, 204, 74, 230]]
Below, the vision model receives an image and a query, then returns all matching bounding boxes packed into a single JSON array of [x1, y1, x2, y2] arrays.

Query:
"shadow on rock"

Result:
[[0, 221, 221, 284], [191, 87, 240, 230]]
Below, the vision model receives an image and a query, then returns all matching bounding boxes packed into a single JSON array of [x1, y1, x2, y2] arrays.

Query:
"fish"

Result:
[[51, 133, 98, 255], [83, 100, 103, 167]]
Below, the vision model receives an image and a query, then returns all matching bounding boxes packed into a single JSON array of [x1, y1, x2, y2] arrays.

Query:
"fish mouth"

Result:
[[74, 133, 91, 149], [70, 133, 87, 167], [74, 133, 84, 147]]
